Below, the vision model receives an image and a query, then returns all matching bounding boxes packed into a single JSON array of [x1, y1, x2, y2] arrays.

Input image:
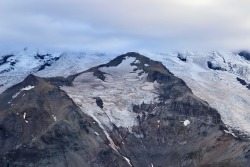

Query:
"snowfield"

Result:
[[144, 51, 250, 135], [61, 57, 159, 132], [0, 49, 115, 93]]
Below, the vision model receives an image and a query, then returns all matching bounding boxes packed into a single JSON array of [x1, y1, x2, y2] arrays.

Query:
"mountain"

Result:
[[149, 51, 250, 135], [0, 52, 250, 167], [1, 49, 250, 135], [0, 49, 111, 94]]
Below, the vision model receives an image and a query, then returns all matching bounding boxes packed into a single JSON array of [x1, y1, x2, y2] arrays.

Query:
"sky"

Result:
[[0, 0, 249, 52]]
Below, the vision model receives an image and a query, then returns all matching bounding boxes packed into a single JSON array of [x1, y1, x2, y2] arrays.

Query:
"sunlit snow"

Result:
[[183, 120, 190, 126], [52, 115, 57, 121]]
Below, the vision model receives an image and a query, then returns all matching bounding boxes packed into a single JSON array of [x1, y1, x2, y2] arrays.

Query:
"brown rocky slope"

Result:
[[0, 52, 249, 167]]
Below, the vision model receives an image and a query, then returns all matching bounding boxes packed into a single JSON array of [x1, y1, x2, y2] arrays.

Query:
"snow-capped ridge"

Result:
[[0, 50, 115, 94], [142, 50, 250, 135], [1, 49, 250, 136], [62, 54, 160, 132]]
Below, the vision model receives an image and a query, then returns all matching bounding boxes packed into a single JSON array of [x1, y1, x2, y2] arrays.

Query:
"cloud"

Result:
[[0, 0, 249, 52]]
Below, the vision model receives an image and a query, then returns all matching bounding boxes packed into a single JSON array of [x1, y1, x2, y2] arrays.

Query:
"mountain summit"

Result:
[[0, 52, 250, 167]]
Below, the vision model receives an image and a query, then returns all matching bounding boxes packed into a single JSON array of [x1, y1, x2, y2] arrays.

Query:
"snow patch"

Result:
[[141, 82, 155, 91], [123, 156, 132, 167], [23, 112, 28, 123], [12, 85, 35, 98], [12, 92, 20, 99], [134, 59, 140, 64], [224, 130, 238, 138], [21, 85, 35, 91], [23, 112, 26, 119], [183, 120, 190, 126], [52, 115, 57, 121], [141, 81, 160, 91]]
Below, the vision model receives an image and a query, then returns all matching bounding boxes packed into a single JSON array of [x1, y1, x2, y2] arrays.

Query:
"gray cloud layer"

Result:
[[0, 0, 249, 52]]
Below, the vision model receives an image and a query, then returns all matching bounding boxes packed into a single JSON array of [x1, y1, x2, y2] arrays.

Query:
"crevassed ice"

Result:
[[62, 57, 159, 132], [143, 51, 250, 135]]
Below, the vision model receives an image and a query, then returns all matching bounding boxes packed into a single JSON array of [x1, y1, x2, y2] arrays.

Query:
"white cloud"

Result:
[[0, 0, 249, 52]]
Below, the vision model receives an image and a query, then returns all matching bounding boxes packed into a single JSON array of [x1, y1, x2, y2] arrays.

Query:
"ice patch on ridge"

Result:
[[12, 85, 35, 98], [21, 85, 35, 91], [183, 120, 190, 126], [62, 57, 159, 132]]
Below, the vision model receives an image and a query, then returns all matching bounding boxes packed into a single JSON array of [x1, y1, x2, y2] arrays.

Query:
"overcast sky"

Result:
[[0, 0, 249, 52]]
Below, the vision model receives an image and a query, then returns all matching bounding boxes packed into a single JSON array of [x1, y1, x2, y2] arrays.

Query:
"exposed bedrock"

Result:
[[0, 52, 249, 167]]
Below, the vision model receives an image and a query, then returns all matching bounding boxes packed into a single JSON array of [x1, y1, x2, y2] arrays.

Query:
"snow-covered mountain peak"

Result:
[[0, 50, 113, 93], [1, 49, 250, 135], [3, 52, 249, 166], [143, 50, 250, 135], [62, 53, 160, 133]]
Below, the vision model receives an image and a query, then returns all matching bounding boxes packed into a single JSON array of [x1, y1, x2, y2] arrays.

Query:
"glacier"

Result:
[[143, 51, 250, 135]]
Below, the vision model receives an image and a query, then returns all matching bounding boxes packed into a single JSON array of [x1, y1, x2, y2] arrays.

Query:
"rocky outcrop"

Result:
[[0, 55, 15, 66], [177, 53, 187, 62], [0, 52, 250, 167], [0, 74, 129, 167], [236, 77, 250, 90], [102, 53, 250, 167], [238, 51, 250, 61], [207, 61, 226, 71]]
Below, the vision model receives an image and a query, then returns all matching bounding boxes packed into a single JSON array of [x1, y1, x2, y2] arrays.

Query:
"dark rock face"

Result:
[[0, 75, 129, 167], [207, 61, 226, 71], [236, 77, 250, 90], [92, 69, 106, 81], [94, 97, 104, 109], [37, 54, 61, 71], [0, 52, 250, 167], [105, 53, 249, 167], [177, 53, 187, 61], [238, 51, 250, 61], [34, 53, 53, 60], [0, 55, 16, 74], [0, 55, 14, 66], [237, 77, 247, 85], [38, 62, 51, 71]]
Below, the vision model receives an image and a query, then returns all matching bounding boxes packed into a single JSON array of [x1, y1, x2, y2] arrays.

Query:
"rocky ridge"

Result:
[[0, 52, 250, 167]]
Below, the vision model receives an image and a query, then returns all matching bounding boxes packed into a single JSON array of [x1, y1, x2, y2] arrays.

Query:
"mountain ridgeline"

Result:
[[0, 52, 250, 167]]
